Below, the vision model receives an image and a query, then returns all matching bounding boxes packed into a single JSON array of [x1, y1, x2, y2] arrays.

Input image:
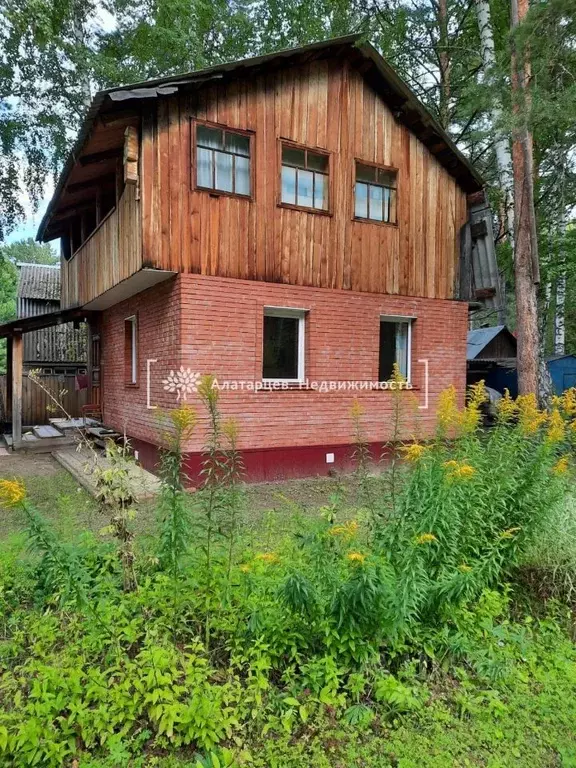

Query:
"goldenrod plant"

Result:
[[0, 386, 575, 766], [157, 404, 197, 578], [93, 438, 138, 592]]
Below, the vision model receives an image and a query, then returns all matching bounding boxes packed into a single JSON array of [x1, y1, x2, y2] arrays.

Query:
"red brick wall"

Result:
[[100, 277, 181, 445], [100, 274, 467, 479], [178, 275, 467, 452]]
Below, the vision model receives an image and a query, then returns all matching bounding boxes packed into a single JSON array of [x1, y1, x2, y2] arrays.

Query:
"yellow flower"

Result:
[[564, 388, 576, 417], [467, 381, 488, 409], [0, 479, 26, 507], [452, 463, 476, 479], [239, 563, 251, 573], [517, 394, 547, 436], [350, 398, 365, 420], [222, 417, 240, 443], [415, 533, 437, 545], [497, 389, 517, 423], [400, 443, 427, 462], [255, 552, 279, 564], [329, 520, 359, 540], [347, 552, 367, 564], [169, 405, 197, 434], [499, 526, 521, 540], [553, 388, 576, 418], [442, 460, 475, 480], [552, 456, 569, 475], [458, 563, 472, 573], [390, 362, 407, 386], [437, 386, 459, 433], [546, 408, 565, 444]]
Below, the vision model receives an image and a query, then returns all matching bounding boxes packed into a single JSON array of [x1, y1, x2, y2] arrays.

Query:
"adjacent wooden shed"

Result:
[[17, 263, 87, 374], [546, 355, 576, 395], [467, 325, 518, 396]]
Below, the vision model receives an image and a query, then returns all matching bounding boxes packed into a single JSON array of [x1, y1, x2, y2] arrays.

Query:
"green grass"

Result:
[[3, 457, 576, 767]]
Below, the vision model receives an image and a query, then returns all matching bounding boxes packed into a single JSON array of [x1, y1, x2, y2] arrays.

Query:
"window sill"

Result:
[[352, 216, 398, 228], [278, 202, 332, 217], [196, 186, 252, 202]]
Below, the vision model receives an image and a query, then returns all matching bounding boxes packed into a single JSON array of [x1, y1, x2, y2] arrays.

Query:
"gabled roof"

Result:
[[467, 325, 516, 360], [38, 34, 484, 242], [17, 263, 61, 302]]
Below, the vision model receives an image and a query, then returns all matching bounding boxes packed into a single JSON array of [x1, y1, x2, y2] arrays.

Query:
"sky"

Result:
[[6, 193, 52, 245]]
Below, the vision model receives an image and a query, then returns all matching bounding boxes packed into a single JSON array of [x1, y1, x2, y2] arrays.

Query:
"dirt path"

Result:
[[0, 452, 62, 479]]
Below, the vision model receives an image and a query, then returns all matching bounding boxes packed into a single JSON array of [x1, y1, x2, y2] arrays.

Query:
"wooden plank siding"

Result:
[[0, 374, 88, 425], [61, 182, 142, 309], [140, 59, 469, 300]]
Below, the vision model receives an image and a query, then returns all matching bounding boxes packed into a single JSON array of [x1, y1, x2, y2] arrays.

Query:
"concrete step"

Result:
[[53, 445, 161, 501], [33, 425, 64, 439]]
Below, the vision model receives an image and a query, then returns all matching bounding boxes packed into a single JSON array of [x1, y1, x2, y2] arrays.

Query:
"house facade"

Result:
[[32, 36, 496, 480]]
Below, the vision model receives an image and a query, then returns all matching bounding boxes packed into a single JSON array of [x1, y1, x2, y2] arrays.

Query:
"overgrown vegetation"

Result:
[[1, 380, 576, 766]]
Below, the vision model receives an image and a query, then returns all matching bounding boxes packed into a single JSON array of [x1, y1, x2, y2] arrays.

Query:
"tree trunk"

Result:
[[554, 272, 566, 355], [511, 0, 540, 397], [474, 0, 515, 243]]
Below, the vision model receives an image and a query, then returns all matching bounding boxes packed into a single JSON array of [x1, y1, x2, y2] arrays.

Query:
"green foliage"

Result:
[[1, 386, 576, 765], [0, 238, 58, 265]]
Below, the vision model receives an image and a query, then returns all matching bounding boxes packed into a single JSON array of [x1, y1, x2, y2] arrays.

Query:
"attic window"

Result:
[[355, 162, 397, 224], [195, 123, 251, 197]]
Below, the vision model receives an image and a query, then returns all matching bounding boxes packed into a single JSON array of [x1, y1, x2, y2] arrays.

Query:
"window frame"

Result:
[[192, 119, 254, 200], [378, 314, 414, 383], [124, 314, 138, 387], [277, 140, 332, 216], [353, 159, 399, 227], [262, 306, 307, 384]]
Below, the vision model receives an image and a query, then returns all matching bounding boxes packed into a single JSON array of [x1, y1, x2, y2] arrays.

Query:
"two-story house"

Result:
[[1, 35, 497, 478]]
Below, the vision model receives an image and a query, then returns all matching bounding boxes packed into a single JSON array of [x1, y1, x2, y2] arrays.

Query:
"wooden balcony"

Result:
[[61, 184, 143, 309]]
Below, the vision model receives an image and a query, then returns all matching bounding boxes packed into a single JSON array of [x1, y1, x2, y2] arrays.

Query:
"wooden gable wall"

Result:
[[140, 58, 469, 300]]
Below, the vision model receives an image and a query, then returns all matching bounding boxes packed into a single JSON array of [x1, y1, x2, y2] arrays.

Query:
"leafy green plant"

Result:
[[157, 405, 197, 578]]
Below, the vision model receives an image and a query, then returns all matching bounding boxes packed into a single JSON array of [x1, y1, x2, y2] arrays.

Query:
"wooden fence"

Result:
[[0, 374, 88, 427]]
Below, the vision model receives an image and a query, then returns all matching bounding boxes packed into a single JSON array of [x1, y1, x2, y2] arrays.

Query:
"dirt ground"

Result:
[[0, 452, 62, 478], [0, 451, 364, 545]]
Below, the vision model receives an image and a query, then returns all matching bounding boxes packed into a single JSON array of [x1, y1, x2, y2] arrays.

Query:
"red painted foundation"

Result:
[[130, 436, 390, 484]]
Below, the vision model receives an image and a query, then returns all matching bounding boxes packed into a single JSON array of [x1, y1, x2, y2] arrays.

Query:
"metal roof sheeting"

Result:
[[17, 263, 61, 302], [466, 325, 507, 360]]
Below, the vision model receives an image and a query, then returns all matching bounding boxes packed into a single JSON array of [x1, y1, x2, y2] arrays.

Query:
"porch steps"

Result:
[[33, 425, 64, 439], [86, 426, 123, 449], [49, 417, 100, 432], [1, 430, 76, 453], [53, 445, 161, 501]]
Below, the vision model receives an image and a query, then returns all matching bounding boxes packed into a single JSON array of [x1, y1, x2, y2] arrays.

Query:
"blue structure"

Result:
[[546, 355, 576, 395]]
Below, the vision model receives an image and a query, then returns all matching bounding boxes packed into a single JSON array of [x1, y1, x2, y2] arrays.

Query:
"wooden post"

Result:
[[12, 333, 22, 447], [5, 337, 12, 423], [95, 188, 102, 226]]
